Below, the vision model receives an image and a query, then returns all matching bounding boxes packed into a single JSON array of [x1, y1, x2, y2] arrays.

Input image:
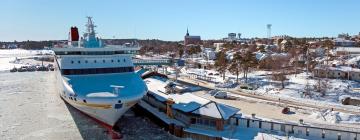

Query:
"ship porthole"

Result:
[[118, 100, 121, 103]]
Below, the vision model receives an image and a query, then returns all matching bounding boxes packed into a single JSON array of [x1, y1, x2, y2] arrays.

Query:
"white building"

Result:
[[203, 48, 216, 60], [334, 38, 356, 47], [335, 47, 360, 56], [214, 43, 224, 52]]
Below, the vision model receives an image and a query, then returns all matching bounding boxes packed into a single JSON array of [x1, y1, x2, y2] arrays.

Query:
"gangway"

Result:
[[133, 59, 173, 66]]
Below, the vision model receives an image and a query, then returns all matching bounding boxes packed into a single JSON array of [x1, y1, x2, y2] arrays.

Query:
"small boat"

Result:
[[10, 67, 17, 72], [27, 66, 36, 72], [17, 66, 28, 72], [37, 65, 49, 71]]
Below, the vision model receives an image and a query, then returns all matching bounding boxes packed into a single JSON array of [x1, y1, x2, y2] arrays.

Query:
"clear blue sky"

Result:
[[1, 0, 360, 41]]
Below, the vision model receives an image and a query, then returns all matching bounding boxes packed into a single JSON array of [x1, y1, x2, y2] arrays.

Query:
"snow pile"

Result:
[[253, 132, 307, 140], [308, 109, 360, 124], [254, 72, 360, 104], [0, 49, 54, 71], [346, 56, 360, 65], [255, 52, 267, 61]]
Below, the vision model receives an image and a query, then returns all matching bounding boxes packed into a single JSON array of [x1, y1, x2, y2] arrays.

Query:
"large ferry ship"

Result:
[[53, 17, 147, 128]]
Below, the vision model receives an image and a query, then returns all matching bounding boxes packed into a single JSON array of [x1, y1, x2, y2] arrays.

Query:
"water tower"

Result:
[[267, 24, 272, 39]]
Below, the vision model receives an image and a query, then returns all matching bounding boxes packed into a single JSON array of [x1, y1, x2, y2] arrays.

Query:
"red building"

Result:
[[184, 28, 201, 46]]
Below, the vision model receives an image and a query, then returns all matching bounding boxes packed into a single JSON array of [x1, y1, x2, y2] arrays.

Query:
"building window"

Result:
[[71, 61, 74, 64], [117, 59, 120, 62], [61, 66, 134, 75], [123, 59, 126, 62], [210, 120, 216, 126], [111, 60, 114, 63], [94, 60, 97, 63], [103, 60, 105, 63], [306, 128, 309, 136], [78, 61, 80, 64]]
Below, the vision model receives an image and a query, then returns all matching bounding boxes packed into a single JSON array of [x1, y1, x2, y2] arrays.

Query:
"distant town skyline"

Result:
[[1, 0, 360, 42]]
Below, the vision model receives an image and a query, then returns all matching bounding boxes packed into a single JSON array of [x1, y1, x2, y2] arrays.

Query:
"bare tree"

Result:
[[270, 56, 290, 89], [315, 78, 329, 97]]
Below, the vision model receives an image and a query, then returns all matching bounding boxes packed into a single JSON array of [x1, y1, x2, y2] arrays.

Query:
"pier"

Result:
[[0, 72, 177, 140]]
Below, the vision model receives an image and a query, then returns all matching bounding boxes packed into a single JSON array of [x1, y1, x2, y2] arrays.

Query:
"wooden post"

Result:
[[215, 119, 224, 131], [166, 98, 175, 118]]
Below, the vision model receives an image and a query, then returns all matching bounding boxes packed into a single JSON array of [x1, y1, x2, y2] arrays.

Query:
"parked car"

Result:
[[208, 89, 220, 96], [214, 91, 228, 99]]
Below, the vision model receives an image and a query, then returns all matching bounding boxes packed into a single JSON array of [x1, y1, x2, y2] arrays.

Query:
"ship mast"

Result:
[[82, 16, 102, 48], [84, 16, 97, 39]]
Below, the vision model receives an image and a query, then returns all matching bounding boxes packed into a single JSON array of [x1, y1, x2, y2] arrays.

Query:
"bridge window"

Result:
[[61, 67, 134, 75]]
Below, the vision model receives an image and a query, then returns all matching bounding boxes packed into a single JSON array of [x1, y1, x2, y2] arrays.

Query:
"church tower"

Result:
[[186, 28, 189, 36]]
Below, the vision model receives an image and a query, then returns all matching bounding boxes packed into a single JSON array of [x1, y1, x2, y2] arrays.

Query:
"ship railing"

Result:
[[133, 59, 172, 66]]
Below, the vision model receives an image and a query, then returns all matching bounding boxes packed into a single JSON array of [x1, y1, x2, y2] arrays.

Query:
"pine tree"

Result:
[[241, 51, 258, 83], [215, 51, 228, 80], [228, 52, 242, 83]]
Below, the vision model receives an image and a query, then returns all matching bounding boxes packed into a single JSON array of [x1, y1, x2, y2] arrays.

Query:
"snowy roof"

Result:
[[315, 66, 360, 72], [335, 47, 360, 52], [333, 38, 355, 43], [346, 56, 360, 65], [280, 40, 287, 44], [145, 77, 241, 117], [192, 102, 240, 120], [255, 52, 268, 61], [145, 77, 210, 112], [171, 93, 210, 112]]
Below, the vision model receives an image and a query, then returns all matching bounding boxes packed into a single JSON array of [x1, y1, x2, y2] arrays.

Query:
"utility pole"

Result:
[[306, 45, 309, 75]]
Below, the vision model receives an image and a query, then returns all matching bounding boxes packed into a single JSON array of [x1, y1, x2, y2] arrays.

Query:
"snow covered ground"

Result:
[[182, 68, 360, 126], [0, 49, 54, 71], [0, 50, 179, 140], [308, 109, 360, 124], [183, 68, 360, 106]]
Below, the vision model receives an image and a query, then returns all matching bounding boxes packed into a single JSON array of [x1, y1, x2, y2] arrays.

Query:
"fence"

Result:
[[230, 117, 359, 140]]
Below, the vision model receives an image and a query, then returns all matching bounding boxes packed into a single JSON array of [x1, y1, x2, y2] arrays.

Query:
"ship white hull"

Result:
[[60, 94, 137, 127], [55, 70, 145, 127]]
